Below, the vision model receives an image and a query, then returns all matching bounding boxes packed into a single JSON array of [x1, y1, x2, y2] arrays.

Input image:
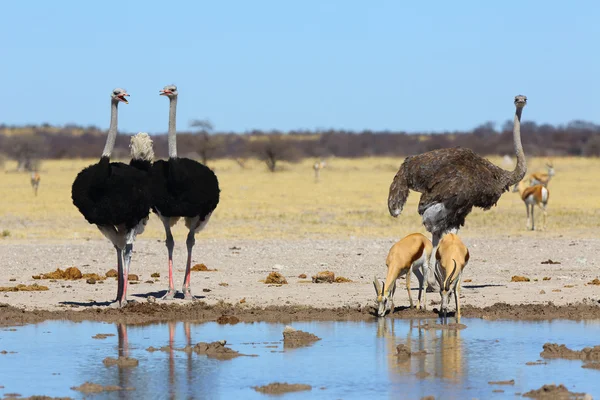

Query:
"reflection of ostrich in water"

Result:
[[388, 96, 528, 285]]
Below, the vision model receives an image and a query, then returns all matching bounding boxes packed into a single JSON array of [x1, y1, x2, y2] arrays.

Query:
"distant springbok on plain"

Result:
[[30, 172, 41, 196], [313, 159, 326, 181], [434, 233, 469, 324], [374, 233, 433, 317], [529, 161, 554, 187], [513, 180, 549, 231]]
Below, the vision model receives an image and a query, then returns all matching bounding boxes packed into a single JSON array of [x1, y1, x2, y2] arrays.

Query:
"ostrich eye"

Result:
[[114, 91, 120, 95]]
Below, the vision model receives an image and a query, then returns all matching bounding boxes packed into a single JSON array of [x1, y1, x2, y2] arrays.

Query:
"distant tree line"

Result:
[[1, 120, 600, 171]]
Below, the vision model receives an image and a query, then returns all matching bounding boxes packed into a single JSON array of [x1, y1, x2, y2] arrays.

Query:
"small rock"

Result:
[[86, 278, 97, 284], [265, 272, 287, 284], [312, 271, 335, 283], [147, 296, 156, 303], [151, 272, 160, 278], [298, 274, 307, 279]]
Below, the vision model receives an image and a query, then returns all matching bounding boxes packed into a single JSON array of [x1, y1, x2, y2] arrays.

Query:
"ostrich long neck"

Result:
[[101, 100, 119, 158], [168, 96, 178, 158], [507, 107, 526, 185]]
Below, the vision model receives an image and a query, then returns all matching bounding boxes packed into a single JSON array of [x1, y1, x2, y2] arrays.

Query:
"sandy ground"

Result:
[[1, 236, 599, 323]]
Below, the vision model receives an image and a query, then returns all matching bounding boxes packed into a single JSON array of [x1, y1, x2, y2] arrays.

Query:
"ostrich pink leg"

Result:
[[119, 243, 133, 306], [182, 229, 195, 300], [161, 217, 176, 300]]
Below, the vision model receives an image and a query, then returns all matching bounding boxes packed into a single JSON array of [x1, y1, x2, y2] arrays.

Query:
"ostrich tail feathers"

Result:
[[130, 132, 155, 162], [388, 162, 410, 217]]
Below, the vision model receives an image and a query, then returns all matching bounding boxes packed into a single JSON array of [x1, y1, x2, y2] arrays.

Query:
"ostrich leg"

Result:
[[182, 228, 196, 300], [427, 231, 442, 292], [161, 217, 176, 300], [115, 247, 125, 304]]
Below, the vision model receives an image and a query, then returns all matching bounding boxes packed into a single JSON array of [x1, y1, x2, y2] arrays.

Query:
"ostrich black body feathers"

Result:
[[150, 157, 220, 220], [72, 156, 151, 230], [388, 147, 514, 232]]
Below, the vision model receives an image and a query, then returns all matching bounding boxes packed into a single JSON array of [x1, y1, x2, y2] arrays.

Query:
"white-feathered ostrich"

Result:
[[150, 85, 220, 300], [388, 95, 528, 286], [71, 88, 154, 307]]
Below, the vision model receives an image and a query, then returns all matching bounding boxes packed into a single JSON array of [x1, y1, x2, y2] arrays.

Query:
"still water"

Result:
[[0, 318, 599, 399]]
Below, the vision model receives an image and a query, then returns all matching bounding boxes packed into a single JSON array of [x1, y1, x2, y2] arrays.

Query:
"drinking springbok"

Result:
[[434, 233, 469, 324]]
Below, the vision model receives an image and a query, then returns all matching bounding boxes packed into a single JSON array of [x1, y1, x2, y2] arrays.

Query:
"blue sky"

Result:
[[2, 1, 599, 133]]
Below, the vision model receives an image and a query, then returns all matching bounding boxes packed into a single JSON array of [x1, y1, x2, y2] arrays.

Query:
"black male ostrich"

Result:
[[150, 85, 220, 300], [388, 95, 528, 286], [71, 88, 153, 307]]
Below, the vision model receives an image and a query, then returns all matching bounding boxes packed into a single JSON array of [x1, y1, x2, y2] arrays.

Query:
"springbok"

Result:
[[513, 180, 549, 231], [30, 172, 41, 196], [374, 233, 433, 317], [529, 161, 554, 187], [434, 233, 469, 324], [313, 159, 326, 181]]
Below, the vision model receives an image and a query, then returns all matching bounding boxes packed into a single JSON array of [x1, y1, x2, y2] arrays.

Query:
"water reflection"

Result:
[[377, 318, 465, 383], [1, 319, 599, 399]]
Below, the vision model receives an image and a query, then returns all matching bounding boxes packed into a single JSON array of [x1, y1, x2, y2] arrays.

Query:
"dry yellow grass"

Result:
[[0, 156, 598, 240]]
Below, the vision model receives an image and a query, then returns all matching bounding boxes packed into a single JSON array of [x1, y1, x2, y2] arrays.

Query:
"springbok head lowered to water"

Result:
[[373, 277, 396, 317]]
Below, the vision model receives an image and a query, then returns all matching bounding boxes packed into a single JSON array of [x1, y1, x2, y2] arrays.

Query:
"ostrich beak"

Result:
[[160, 90, 171, 96], [117, 93, 130, 104]]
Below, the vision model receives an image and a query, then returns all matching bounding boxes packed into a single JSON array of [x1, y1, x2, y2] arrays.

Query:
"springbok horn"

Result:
[[373, 276, 382, 295], [445, 260, 457, 291], [381, 281, 386, 296]]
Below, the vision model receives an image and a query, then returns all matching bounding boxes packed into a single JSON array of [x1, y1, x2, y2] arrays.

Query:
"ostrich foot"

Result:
[[161, 289, 176, 300], [109, 299, 134, 308], [182, 288, 195, 301]]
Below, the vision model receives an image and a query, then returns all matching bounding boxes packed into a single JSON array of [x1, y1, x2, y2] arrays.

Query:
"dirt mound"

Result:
[[0, 284, 49, 292], [522, 384, 587, 399], [312, 271, 335, 283], [264, 272, 287, 284], [102, 356, 139, 367], [511, 276, 530, 282], [541, 343, 600, 361], [298, 274, 307, 279], [151, 272, 160, 278], [193, 341, 241, 359], [128, 274, 139, 281], [488, 379, 515, 385], [588, 278, 600, 285], [39, 267, 83, 280], [396, 344, 411, 359], [283, 326, 321, 348], [92, 333, 115, 339], [541, 259, 561, 265], [71, 382, 134, 393], [216, 315, 240, 324], [106, 269, 118, 278], [334, 276, 352, 283], [582, 362, 600, 370], [146, 345, 172, 352], [191, 263, 217, 272], [253, 382, 311, 394]]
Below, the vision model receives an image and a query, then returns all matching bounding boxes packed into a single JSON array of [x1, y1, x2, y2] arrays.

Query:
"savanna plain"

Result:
[[0, 156, 599, 322]]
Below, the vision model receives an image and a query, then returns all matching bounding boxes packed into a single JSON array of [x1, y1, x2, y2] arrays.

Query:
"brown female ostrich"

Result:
[[388, 95, 528, 285]]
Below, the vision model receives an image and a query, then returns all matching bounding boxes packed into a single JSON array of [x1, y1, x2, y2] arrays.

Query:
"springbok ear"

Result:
[[373, 276, 382, 295]]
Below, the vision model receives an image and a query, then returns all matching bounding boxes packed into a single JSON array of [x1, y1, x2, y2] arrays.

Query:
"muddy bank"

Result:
[[541, 343, 600, 361], [1, 301, 600, 327], [522, 383, 588, 399], [282, 326, 321, 348]]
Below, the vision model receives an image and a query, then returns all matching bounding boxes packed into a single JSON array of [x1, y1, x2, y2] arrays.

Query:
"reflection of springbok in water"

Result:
[[30, 172, 40, 196]]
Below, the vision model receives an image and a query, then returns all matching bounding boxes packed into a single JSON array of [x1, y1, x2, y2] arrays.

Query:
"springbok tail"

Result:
[[388, 162, 410, 217], [130, 132, 155, 162]]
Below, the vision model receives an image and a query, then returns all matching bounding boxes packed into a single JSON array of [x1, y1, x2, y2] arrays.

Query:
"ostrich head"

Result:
[[514, 95, 527, 108], [160, 85, 178, 98], [111, 88, 129, 104]]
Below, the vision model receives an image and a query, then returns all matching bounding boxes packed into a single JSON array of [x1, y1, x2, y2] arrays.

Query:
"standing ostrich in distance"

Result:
[[388, 95, 528, 285], [150, 85, 220, 300], [71, 88, 154, 307]]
